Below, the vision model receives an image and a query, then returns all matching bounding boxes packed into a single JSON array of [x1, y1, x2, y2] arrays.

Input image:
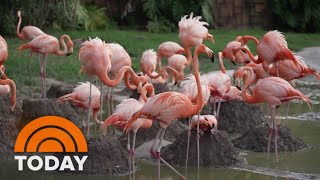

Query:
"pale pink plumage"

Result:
[[222, 86, 242, 101], [222, 37, 250, 64], [190, 115, 217, 132], [16, 11, 45, 40], [0, 36, 8, 79], [0, 84, 10, 95], [107, 43, 131, 77], [141, 49, 164, 79]]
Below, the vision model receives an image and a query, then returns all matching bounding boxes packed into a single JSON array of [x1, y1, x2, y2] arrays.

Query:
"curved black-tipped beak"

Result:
[[211, 55, 215, 63], [66, 53, 72, 56], [231, 61, 236, 65], [236, 85, 241, 90], [174, 82, 178, 86]]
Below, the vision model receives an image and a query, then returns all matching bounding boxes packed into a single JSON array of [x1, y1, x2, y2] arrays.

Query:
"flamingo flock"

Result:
[[1, 11, 319, 180]]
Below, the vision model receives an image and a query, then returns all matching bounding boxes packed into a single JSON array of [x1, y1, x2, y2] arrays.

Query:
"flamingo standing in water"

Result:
[[56, 82, 102, 131], [0, 36, 8, 79], [102, 83, 154, 180], [124, 44, 213, 180], [79, 37, 145, 137], [207, 52, 231, 119], [0, 78, 16, 112], [157, 41, 185, 70], [16, 10, 45, 40], [237, 67, 311, 162], [233, 30, 299, 75], [18, 34, 74, 98]]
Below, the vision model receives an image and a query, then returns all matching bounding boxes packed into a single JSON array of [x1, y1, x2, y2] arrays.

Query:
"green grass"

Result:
[[3, 29, 320, 92]]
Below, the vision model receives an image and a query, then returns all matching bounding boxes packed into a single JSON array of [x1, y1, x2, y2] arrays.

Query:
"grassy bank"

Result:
[[3, 29, 320, 92]]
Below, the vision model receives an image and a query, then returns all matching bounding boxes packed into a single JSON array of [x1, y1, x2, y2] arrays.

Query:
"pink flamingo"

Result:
[[157, 41, 185, 70], [102, 83, 154, 180], [18, 34, 74, 98], [222, 36, 250, 65], [221, 86, 242, 101], [0, 78, 16, 111], [16, 11, 45, 40], [190, 115, 217, 134], [79, 37, 144, 137], [166, 54, 188, 86], [141, 49, 167, 81], [124, 44, 213, 180], [234, 31, 299, 74], [0, 36, 8, 79], [56, 82, 102, 130], [207, 52, 231, 119], [239, 67, 311, 162]]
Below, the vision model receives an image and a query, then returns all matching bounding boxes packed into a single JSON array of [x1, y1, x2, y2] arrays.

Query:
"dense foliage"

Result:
[[271, 0, 320, 32]]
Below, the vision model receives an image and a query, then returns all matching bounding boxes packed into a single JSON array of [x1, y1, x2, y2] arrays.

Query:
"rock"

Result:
[[232, 125, 308, 152], [0, 96, 19, 160], [298, 112, 320, 121], [118, 120, 187, 150], [162, 130, 244, 168], [202, 101, 265, 134], [19, 98, 83, 130], [47, 83, 75, 99]]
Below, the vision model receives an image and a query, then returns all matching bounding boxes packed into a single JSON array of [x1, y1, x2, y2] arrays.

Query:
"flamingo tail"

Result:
[[18, 43, 32, 51], [102, 114, 121, 129]]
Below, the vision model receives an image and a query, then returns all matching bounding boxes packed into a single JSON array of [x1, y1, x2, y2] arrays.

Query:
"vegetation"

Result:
[[3, 29, 320, 96]]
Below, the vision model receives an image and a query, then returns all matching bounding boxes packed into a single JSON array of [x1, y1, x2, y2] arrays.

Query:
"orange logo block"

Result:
[[14, 116, 88, 153]]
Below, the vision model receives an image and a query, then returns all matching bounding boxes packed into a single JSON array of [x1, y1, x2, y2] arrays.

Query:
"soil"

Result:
[[232, 125, 308, 152], [162, 130, 244, 168], [201, 101, 266, 134], [0, 96, 19, 160], [47, 83, 75, 99], [19, 98, 83, 130], [118, 120, 187, 149]]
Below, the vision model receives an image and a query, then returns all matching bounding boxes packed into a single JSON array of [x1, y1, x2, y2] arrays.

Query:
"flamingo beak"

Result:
[[66, 53, 72, 56], [231, 61, 236, 65], [211, 55, 215, 63], [236, 85, 241, 90]]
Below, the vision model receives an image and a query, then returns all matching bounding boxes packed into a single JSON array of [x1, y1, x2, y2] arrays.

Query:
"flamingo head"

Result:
[[196, 44, 214, 62], [64, 35, 74, 56], [17, 10, 21, 17], [177, 48, 185, 54]]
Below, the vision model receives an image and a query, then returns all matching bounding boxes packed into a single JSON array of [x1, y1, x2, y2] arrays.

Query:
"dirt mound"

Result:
[[118, 120, 187, 149], [19, 98, 83, 130], [47, 83, 75, 99], [232, 125, 308, 152], [201, 101, 265, 134], [162, 130, 244, 168], [0, 96, 19, 160]]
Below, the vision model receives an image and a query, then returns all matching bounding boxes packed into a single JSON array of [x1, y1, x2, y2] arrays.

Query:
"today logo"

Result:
[[14, 116, 88, 171]]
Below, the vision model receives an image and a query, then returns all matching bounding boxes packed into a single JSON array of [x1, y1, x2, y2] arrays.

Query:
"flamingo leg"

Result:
[[196, 113, 200, 170], [216, 99, 222, 119], [127, 132, 132, 180], [99, 81, 103, 139], [150, 128, 163, 158], [87, 79, 92, 138], [285, 102, 290, 126], [132, 131, 137, 180], [185, 117, 191, 177], [273, 106, 279, 162], [276, 62, 279, 77], [110, 87, 114, 114], [38, 54, 45, 98], [213, 97, 216, 116], [156, 127, 186, 180], [267, 106, 273, 159]]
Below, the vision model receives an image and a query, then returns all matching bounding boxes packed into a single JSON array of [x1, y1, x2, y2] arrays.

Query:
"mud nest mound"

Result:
[[0, 96, 19, 160], [118, 120, 187, 149], [83, 137, 129, 175], [232, 125, 308, 152], [201, 101, 265, 134], [19, 98, 83, 129], [162, 130, 244, 168], [47, 83, 75, 99]]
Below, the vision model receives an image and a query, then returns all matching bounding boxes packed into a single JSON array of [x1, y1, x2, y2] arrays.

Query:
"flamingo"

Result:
[[178, 74, 210, 173], [238, 67, 311, 162], [18, 34, 74, 98], [234, 30, 299, 74], [207, 52, 231, 119], [190, 115, 217, 135], [141, 49, 166, 81], [166, 54, 188, 86], [157, 41, 185, 70], [79, 37, 145, 137], [0, 36, 8, 79], [222, 36, 250, 65], [56, 82, 102, 131], [0, 78, 16, 111], [102, 83, 154, 180], [221, 86, 242, 101], [16, 10, 45, 40], [124, 44, 213, 180]]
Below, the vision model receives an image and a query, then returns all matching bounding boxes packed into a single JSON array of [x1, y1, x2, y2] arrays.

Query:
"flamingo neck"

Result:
[[145, 70, 162, 79], [218, 52, 226, 73], [56, 35, 68, 56], [164, 66, 181, 79], [16, 14, 23, 40], [99, 66, 140, 88], [0, 79, 16, 111], [124, 73, 138, 90], [191, 46, 204, 115], [241, 67, 259, 104], [185, 47, 192, 66], [139, 83, 155, 103], [239, 47, 262, 64], [244, 35, 259, 46]]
